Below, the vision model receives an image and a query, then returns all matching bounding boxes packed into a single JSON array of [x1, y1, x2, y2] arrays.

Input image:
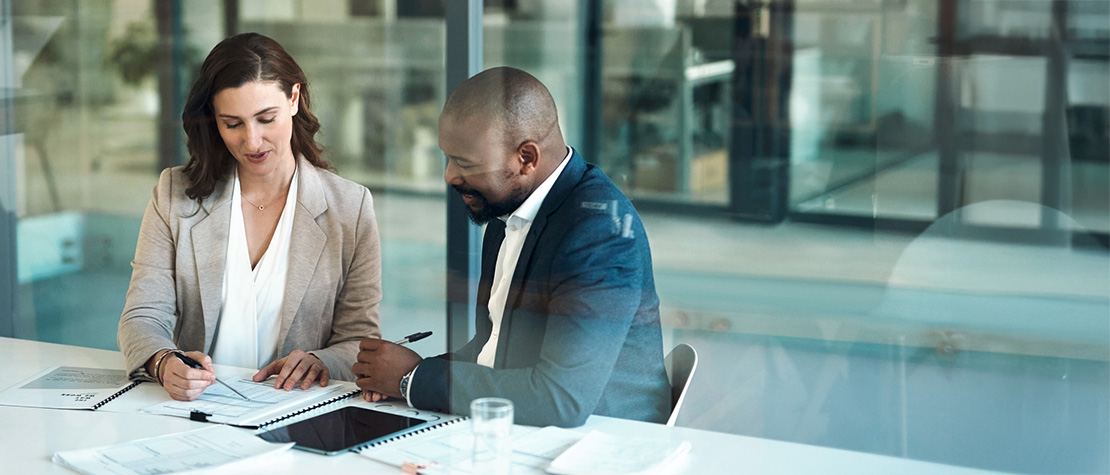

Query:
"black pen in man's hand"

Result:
[[173, 352, 252, 401], [393, 331, 433, 346]]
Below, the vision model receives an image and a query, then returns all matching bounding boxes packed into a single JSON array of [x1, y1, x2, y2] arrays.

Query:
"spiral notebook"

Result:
[[0, 365, 140, 410], [362, 413, 470, 449], [0, 364, 362, 430], [359, 420, 586, 474], [138, 367, 362, 429], [257, 405, 450, 455]]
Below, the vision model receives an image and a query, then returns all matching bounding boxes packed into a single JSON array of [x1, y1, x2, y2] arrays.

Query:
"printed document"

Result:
[[362, 424, 584, 474], [0, 366, 136, 410], [140, 369, 356, 427], [53, 425, 292, 475]]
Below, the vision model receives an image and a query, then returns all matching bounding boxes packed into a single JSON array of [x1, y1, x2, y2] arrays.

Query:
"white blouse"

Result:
[[210, 167, 298, 369]]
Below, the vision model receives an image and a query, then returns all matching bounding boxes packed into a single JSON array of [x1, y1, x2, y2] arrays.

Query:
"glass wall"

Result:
[[4, 1, 1108, 473], [6, 0, 447, 354], [236, 0, 449, 353], [590, 1, 1109, 473], [598, 0, 734, 205], [11, 0, 173, 347]]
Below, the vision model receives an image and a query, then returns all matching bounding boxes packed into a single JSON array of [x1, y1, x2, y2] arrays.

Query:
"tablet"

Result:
[[256, 406, 436, 455]]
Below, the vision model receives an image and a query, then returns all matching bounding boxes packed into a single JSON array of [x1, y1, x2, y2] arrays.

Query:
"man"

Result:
[[353, 67, 669, 427]]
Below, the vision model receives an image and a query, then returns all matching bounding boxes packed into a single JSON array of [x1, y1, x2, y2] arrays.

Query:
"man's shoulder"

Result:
[[559, 162, 631, 207], [561, 164, 639, 218], [541, 163, 646, 247]]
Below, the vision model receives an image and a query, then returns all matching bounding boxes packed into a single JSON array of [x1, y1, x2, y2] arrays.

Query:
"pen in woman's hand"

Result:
[[173, 352, 252, 401], [393, 331, 433, 346]]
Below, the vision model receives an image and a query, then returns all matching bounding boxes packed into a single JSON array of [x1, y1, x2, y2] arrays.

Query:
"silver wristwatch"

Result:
[[399, 372, 412, 400]]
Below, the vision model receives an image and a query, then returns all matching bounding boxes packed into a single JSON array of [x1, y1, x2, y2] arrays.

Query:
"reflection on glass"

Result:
[[11, 2, 449, 354], [13, 0, 172, 349], [233, 7, 449, 353], [595, 1, 1108, 473], [6, 1, 1109, 473], [600, 3, 732, 204]]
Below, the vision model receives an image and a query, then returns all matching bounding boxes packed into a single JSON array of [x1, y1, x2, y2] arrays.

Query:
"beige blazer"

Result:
[[118, 157, 381, 382]]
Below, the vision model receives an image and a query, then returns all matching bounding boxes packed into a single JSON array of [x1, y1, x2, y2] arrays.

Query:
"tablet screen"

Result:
[[257, 406, 434, 455]]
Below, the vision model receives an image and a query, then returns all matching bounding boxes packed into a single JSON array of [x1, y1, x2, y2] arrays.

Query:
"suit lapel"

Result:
[[513, 150, 586, 276], [276, 159, 327, 352], [500, 150, 587, 345], [192, 175, 233, 352]]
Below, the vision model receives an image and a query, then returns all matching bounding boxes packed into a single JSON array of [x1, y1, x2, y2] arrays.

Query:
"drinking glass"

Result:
[[470, 397, 513, 474]]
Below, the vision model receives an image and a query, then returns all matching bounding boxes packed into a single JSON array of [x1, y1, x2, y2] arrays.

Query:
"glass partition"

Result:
[[4, 1, 1108, 473], [12, 0, 174, 348], [241, 7, 450, 353], [8, 0, 447, 355], [598, 3, 733, 205], [588, 0, 1108, 473]]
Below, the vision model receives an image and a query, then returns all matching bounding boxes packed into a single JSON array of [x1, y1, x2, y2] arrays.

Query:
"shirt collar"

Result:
[[501, 146, 573, 225]]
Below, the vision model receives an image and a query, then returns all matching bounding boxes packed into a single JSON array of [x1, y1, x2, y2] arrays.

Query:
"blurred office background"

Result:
[[2, 0, 1107, 473]]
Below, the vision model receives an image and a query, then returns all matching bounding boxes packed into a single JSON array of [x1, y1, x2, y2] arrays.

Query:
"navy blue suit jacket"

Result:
[[411, 150, 670, 427]]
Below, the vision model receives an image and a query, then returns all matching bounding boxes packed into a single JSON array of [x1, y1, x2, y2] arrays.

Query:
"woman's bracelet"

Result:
[[153, 349, 176, 385]]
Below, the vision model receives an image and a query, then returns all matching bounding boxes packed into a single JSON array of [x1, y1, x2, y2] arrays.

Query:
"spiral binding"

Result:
[[90, 381, 141, 410], [361, 416, 469, 450], [257, 389, 361, 428]]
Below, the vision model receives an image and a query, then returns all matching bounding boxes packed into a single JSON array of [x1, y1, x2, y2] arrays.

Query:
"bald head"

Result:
[[439, 68, 571, 224], [441, 67, 565, 154]]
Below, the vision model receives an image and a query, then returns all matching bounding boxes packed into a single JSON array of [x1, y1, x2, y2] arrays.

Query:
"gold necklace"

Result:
[[243, 191, 286, 211]]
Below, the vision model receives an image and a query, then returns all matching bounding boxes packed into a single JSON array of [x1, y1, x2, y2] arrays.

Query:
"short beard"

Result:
[[454, 183, 529, 225]]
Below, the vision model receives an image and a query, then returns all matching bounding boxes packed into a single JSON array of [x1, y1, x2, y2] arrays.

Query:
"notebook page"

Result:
[[140, 369, 356, 426], [361, 424, 584, 474]]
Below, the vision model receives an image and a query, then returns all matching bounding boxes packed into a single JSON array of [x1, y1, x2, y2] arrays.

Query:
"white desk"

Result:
[[0, 337, 1002, 474]]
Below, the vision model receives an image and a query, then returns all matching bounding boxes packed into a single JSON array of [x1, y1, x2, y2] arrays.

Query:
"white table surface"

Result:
[[0, 337, 1005, 474]]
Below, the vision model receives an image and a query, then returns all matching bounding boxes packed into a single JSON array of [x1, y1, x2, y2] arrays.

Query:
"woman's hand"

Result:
[[159, 351, 216, 401], [253, 350, 330, 390]]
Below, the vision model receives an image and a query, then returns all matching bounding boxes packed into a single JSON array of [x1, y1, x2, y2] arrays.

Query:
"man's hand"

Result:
[[160, 351, 216, 401], [352, 338, 422, 399], [362, 390, 388, 403], [253, 350, 330, 390]]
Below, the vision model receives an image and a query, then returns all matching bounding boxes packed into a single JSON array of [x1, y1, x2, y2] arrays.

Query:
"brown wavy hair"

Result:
[[181, 32, 329, 201]]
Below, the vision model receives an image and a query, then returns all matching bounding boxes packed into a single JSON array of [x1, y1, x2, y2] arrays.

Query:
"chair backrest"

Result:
[[664, 343, 698, 426]]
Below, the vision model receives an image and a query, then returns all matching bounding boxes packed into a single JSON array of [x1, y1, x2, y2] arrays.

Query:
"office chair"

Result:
[[664, 343, 698, 426]]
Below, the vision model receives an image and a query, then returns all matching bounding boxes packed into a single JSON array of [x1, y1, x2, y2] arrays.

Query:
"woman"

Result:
[[118, 33, 381, 401]]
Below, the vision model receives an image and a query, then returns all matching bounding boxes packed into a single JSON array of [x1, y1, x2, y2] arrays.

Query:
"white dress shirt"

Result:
[[211, 167, 298, 369]]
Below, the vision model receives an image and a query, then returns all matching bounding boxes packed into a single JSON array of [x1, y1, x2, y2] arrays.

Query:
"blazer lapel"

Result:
[[191, 175, 233, 352], [502, 150, 587, 323], [276, 159, 327, 352], [499, 150, 590, 359]]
